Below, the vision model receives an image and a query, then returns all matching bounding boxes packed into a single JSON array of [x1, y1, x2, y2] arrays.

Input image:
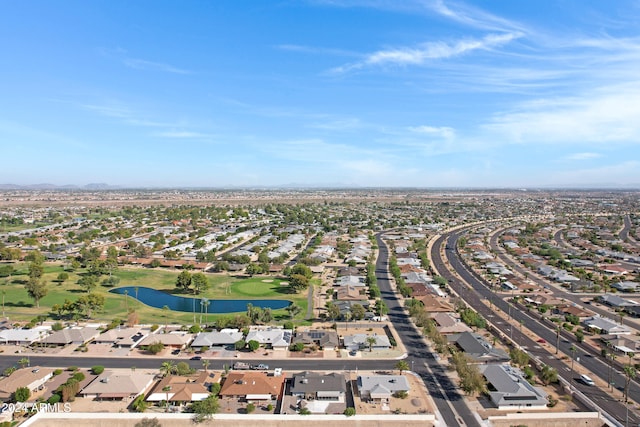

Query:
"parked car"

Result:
[[580, 374, 595, 386], [233, 362, 251, 370], [190, 356, 202, 360], [252, 364, 269, 370]]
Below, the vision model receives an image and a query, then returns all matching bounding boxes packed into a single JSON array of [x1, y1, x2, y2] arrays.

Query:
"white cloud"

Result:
[[122, 58, 191, 75], [408, 125, 456, 139], [428, 0, 528, 33], [154, 131, 215, 139], [565, 152, 601, 161], [482, 82, 640, 144], [332, 32, 521, 73]]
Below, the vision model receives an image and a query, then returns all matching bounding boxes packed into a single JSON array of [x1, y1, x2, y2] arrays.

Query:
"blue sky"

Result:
[[1, 0, 640, 188]]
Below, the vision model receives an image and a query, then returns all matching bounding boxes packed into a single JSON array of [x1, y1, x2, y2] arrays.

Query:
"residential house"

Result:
[[0, 367, 54, 400], [480, 364, 548, 410], [245, 327, 292, 350], [80, 370, 155, 401], [335, 285, 364, 301], [191, 329, 244, 350], [431, 312, 472, 335], [357, 375, 410, 403], [289, 371, 346, 402], [448, 332, 510, 363], [40, 326, 100, 347], [583, 315, 631, 335], [292, 329, 340, 350], [343, 333, 390, 352], [600, 334, 640, 355], [138, 332, 193, 350], [94, 327, 148, 348], [415, 294, 454, 313], [146, 371, 218, 405], [0, 328, 47, 346], [597, 294, 638, 309], [219, 371, 285, 401], [612, 281, 640, 293]]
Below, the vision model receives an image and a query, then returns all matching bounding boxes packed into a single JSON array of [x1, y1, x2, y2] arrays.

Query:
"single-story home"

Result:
[[343, 333, 391, 352], [357, 375, 410, 402], [583, 315, 631, 335], [80, 370, 155, 401], [448, 332, 510, 363], [40, 326, 101, 347], [289, 371, 346, 402], [191, 329, 244, 350], [146, 371, 218, 404], [480, 364, 548, 410], [245, 327, 292, 350], [0, 367, 54, 400], [292, 329, 340, 350], [219, 371, 285, 401]]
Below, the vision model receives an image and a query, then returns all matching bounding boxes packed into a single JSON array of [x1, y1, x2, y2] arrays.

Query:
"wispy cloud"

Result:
[[408, 125, 456, 140], [101, 48, 191, 74], [331, 32, 521, 73], [154, 131, 216, 139], [122, 58, 191, 75], [276, 44, 357, 57], [565, 152, 601, 161], [428, 0, 528, 33], [483, 82, 640, 144]]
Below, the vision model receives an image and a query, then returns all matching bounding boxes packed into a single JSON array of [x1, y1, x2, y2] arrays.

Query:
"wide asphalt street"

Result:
[[431, 229, 639, 427]]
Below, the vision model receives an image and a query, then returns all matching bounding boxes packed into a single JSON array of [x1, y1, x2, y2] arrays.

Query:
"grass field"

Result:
[[1, 262, 309, 326]]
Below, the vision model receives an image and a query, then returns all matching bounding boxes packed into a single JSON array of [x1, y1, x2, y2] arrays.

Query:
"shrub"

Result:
[[67, 366, 79, 372], [53, 369, 63, 376], [393, 390, 408, 399], [48, 394, 61, 404], [299, 407, 311, 415], [150, 324, 159, 332], [51, 322, 64, 331], [266, 403, 273, 411], [344, 407, 356, 416], [289, 342, 304, 352], [92, 365, 105, 375], [72, 372, 85, 382], [246, 403, 255, 414]]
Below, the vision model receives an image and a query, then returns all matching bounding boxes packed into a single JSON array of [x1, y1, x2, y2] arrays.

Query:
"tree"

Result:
[[191, 394, 219, 423], [325, 301, 340, 322], [57, 272, 69, 283], [624, 365, 637, 403], [285, 304, 302, 319], [395, 360, 409, 375], [25, 278, 47, 308], [18, 357, 30, 369], [13, 386, 30, 402], [162, 305, 170, 330], [160, 361, 176, 377], [191, 272, 209, 294], [290, 263, 313, 279], [235, 340, 246, 351], [260, 307, 273, 324], [245, 263, 260, 277], [176, 271, 192, 292], [366, 336, 377, 352], [148, 342, 165, 355], [540, 364, 558, 385], [246, 403, 256, 414], [350, 303, 365, 320], [78, 274, 98, 293], [248, 340, 260, 352], [344, 407, 356, 416], [288, 274, 310, 293], [374, 299, 388, 316]]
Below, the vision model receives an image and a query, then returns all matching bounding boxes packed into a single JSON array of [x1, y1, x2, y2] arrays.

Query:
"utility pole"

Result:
[[555, 324, 560, 355]]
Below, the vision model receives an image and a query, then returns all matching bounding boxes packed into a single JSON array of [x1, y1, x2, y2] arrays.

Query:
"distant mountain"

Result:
[[0, 183, 122, 190]]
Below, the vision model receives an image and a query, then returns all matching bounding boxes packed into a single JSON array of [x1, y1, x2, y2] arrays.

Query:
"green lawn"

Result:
[[1, 262, 308, 326]]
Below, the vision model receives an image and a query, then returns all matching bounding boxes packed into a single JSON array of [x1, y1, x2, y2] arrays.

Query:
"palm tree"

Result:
[[18, 357, 30, 369], [624, 365, 637, 403], [366, 336, 377, 352], [124, 289, 129, 312], [160, 361, 176, 377], [285, 304, 302, 319], [202, 359, 210, 372], [162, 385, 172, 412], [395, 360, 409, 375]]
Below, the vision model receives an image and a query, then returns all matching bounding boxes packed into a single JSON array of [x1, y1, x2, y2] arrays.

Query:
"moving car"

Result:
[[580, 374, 595, 386]]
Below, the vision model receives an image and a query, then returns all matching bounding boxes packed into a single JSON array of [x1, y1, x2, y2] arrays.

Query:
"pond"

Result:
[[109, 286, 291, 314]]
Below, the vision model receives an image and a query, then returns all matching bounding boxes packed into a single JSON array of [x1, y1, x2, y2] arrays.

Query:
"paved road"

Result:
[[431, 229, 640, 426], [375, 233, 479, 427]]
